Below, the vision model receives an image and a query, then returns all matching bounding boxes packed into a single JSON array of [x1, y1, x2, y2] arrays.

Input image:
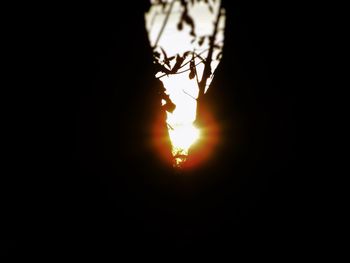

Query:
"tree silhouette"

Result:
[[145, 0, 225, 167]]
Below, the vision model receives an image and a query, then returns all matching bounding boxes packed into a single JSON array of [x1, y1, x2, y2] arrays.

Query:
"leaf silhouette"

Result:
[[198, 36, 205, 46], [164, 102, 176, 113], [161, 0, 166, 11], [177, 21, 183, 31], [162, 97, 176, 113], [183, 14, 194, 27], [171, 55, 185, 73], [183, 13, 196, 36], [189, 70, 195, 79], [154, 63, 171, 75], [158, 84, 176, 113], [178, 1, 196, 37], [153, 51, 161, 59], [189, 60, 196, 79], [160, 47, 168, 60], [160, 47, 173, 67], [183, 51, 192, 57], [216, 51, 223, 60]]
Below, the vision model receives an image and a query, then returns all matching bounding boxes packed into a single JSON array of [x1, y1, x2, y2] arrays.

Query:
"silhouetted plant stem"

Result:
[[195, 2, 223, 127], [197, 4, 223, 100], [156, 48, 210, 79], [153, 0, 177, 49]]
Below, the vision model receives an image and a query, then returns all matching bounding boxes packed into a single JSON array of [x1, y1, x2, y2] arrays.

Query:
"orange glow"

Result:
[[169, 123, 200, 166], [182, 103, 220, 169], [151, 102, 219, 170], [145, 0, 225, 168]]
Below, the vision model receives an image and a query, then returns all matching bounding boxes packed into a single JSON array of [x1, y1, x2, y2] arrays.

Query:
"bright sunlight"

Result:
[[145, 0, 225, 167]]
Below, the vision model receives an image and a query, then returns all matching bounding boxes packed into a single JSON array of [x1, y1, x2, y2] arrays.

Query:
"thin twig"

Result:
[[156, 48, 210, 79], [152, 0, 177, 49], [150, 11, 158, 32], [182, 89, 197, 100], [191, 49, 201, 88], [197, 2, 223, 99], [194, 60, 200, 88], [157, 60, 204, 79]]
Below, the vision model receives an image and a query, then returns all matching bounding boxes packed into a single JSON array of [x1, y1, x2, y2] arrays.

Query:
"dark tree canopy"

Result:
[[5, 0, 298, 259]]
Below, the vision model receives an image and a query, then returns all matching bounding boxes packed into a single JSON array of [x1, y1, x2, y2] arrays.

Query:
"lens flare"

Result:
[[169, 124, 200, 152], [145, 0, 225, 168]]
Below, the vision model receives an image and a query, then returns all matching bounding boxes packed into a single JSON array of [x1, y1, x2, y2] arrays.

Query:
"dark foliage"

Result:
[[4, 0, 303, 259]]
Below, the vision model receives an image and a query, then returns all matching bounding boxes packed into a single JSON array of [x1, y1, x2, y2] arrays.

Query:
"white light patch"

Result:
[[145, 0, 225, 167]]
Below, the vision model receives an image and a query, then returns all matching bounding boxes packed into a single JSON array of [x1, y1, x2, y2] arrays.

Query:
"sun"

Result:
[[168, 123, 200, 166], [169, 124, 200, 151]]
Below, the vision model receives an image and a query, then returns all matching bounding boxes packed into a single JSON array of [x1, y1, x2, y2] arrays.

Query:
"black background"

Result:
[[3, 0, 301, 259]]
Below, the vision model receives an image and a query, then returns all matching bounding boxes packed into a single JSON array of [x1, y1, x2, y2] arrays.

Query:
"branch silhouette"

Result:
[[197, 2, 223, 100], [146, 0, 225, 167], [156, 48, 209, 79], [157, 59, 204, 78], [152, 0, 177, 49]]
